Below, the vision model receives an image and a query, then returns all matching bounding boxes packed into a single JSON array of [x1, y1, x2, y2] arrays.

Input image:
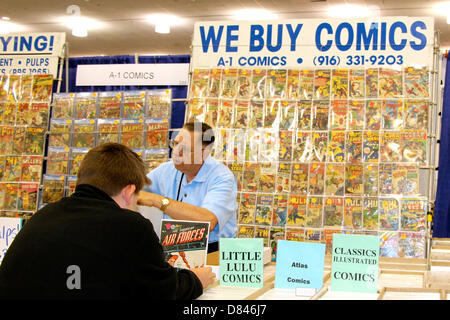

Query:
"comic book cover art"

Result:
[[401, 130, 427, 163], [233, 100, 249, 129], [31, 74, 53, 101], [255, 194, 273, 225], [237, 225, 255, 238], [99, 92, 121, 119], [405, 66, 429, 98], [3, 183, 18, 210], [343, 197, 363, 229], [363, 197, 379, 230], [69, 148, 88, 175], [290, 163, 309, 195], [0, 75, 8, 101], [143, 149, 168, 173], [49, 119, 72, 148], [75, 92, 97, 119], [220, 69, 238, 99], [330, 100, 347, 130], [287, 195, 307, 227], [401, 198, 427, 232], [349, 69, 365, 98], [258, 163, 276, 193], [404, 99, 428, 130], [311, 131, 328, 162], [365, 68, 378, 98], [204, 98, 219, 127], [208, 69, 222, 98], [29, 102, 50, 127], [235, 69, 251, 99], [0, 126, 13, 155], [52, 93, 74, 119], [251, 69, 266, 100], [147, 90, 171, 120], [160, 219, 209, 270], [213, 128, 227, 161], [393, 163, 419, 195], [123, 91, 146, 120], [259, 130, 277, 163], [244, 129, 259, 162], [297, 100, 312, 130], [279, 101, 296, 130], [264, 100, 280, 129], [293, 131, 312, 163], [379, 163, 394, 195], [12, 126, 26, 155], [345, 164, 363, 195], [145, 120, 169, 149], [278, 130, 293, 162], [299, 69, 314, 99], [4, 156, 21, 182], [72, 119, 96, 148], [0, 157, 4, 181], [324, 197, 344, 228], [308, 162, 325, 195], [217, 99, 234, 128], [382, 99, 403, 130], [121, 120, 144, 149], [191, 69, 210, 98], [7, 75, 20, 102], [285, 227, 305, 242], [66, 175, 77, 197], [2, 102, 16, 125], [255, 226, 270, 246], [327, 131, 345, 163], [276, 163, 291, 193], [365, 100, 381, 130], [286, 69, 300, 99], [362, 131, 379, 163], [379, 197, 400, 230], [46, 148, 69, 175], [306, 196, 323, 228], [21, 155, 43, 182], [243, 162, 259, 192], [398, 232, 425, 259], [331, 69, 348, 99], [379, 68, 403, 98], [272, 195, 288, 227], [347, 100, 365, 130], [16, 102, 30, 126], [312, 100, 329, 131], [97, 119, 120, 145], [228, 162, 243, 192], [314, 69, 330, 99], [379, 232, 399, 257], [266, 69, 287, 99], [324, 229, 342, 254], [248, 100, 264, 129], [230, 129, 246, 163], [325, 163, 345, 196], [270, 227, 286, 261], [20, 75, 33, 101], [18, 183, 38, 211], [305, 229, 323, 242], [363, 164, 379, 196], [380, 131, 402, 162], [187, 98, 205, 123], [24, 127, 45, 155]]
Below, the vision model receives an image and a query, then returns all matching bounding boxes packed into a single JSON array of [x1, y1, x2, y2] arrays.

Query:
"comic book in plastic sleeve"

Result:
[[213, 128, 227, 161], [269, 227, 285, 261], [3, 183, 18, 210], [238, 193, 256, 225], [290, 163, 309, 195], [363, 164, 379, 196], [231, 129, 246, 163], [327, 131, 346, 163], [324, 229, 342, 254], [324, 196, 344, 228], [299, 69, 314, 99], [12, 126, 26, 155], [382, 99, 403, 130], [379, 232, 399, 257], [220, 68, 238, 99], [401, 129, 427, 164], [236, 69, 251, 99], [66, 175, 77, 197], [314, 69, 330, 99], [286, 69, 300, 99], [311, 131, 328, 162], [255, 226, 270, 247], [74, 92, 98, 119], [276, 163, 291, 193], [259, 129, 277, 163], [349, 69, 365, 98], [279, 100, 296, 130], [143, 149, 168, 173], [331, 69, 348, 99], [49, 119, 72, 148], [325, 163, 345, 196], [293, 131, 312, 162], [343, 197, 363, 229], [404, 99, 428, 130], [379, 197, 400, 230], [191, 69, 210, 98], [306, 196, 323, 228], [147, 89, 171, 120], [233, 100, 249, 129], [345, 164, 363, 195], [19, 75, 33, 101], [0, 126, 13, 155], [250, 69, 266, 100], [365, 68, 378, 98], [159, 219, 209, 270], [345, 131, 362, 163], [312, 100, 329, 131], [97, 119, 120, 145], [204, 98, 219, 127], [25, 126, 45, 155], [52, 93, 74, 119], [0, 156, 4, 181], [243, 162, 259, 192], [21, 155, 43, 182], [365, 100, 381, 130], [286, 227, 306, 242], [42, 175, 65, 204], [123, 90, 145, 120], [397, 232, 425, 259], [208, 69, 222, 98], [18, 183, 38, 211], [255, 194, 273, 226], [379, 68, 403, 98], [264, 100, 280, 129], [31, 74, 53, 101], [379, 163, 394, 195], [16, 102, 30, 126], [46, 147, 69, 175], [347, 100, 365, 130], [30, 102, 50, 128], [72, 119, 96, 148], [305, 229, 323, 242], [258, 162, 276, 193], [266, 69, 287, 99], [405, 66, 430, 98], [187, 98, 205, 123], [363, 197, 379, 230], [2, 102, 16, 125], [145, 120, 169, 149], [227, 162, 243, 192], [69, 148, 89, 176], [244, 129, 259, 162], [0, 75, 8, 101], [380, 131, 402, 162], [99, 92, 121, 119], [362, 131, 379, 163], [278, 130, 293, 162], [297, 100, 312, 130], [308, 162, 325, 195], [393, 163, 419, 195], [248, 100, 264, 129], [217, 99, 234, 128], [120, 119, 144, 149], [401, 198, 427, 232], [272, 194, 288, 227], [287, 195, 306, 227], [7, 75, 20, 102], [330, 100, 347, 130], [4, 156, 21, 182], [237, 225, 255, 238]]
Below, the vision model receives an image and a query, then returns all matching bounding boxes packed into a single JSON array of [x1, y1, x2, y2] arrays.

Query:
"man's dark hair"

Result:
[[76, 143, 150, 196], [182, 121, 215, 148]]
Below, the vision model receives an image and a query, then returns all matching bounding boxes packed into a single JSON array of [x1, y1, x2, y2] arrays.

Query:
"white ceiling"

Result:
[[3, 0, 450, 57]]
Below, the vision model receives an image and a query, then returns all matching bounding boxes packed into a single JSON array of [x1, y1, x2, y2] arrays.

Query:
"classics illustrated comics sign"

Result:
[[191, 17, 434, 68]]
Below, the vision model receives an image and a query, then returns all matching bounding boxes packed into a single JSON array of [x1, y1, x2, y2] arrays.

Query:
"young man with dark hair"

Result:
[[138, 121, 238, 253], [0, 143, 215, 299]]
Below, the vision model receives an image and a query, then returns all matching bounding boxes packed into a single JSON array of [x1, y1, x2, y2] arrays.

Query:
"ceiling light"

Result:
[[231, 9, 278, 21], [327, 4, 374, 19], [2, 17, 10, 21], [61, 16, 102, 37], [0, 20, 24, 34], [146, 14, 183, 34], [434, 2, 450, 24]]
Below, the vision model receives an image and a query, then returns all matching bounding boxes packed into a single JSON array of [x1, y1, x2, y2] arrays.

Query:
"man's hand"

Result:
[[191, 266, 216, 289]]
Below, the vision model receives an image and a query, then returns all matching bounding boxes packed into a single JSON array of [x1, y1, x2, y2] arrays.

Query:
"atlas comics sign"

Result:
[[191, 17, 434, 68]]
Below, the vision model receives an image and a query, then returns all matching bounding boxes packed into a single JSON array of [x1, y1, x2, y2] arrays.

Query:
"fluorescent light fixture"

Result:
[[231, 9, 278, 21], [0, 20, 24, 34], [433, 2, 450, 24], [146, 14, 183, 34], [327, 4, 375, 18], [61, 16, 102, 37]]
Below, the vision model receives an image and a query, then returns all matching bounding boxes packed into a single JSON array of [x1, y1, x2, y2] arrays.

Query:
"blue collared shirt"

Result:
[[145, 156, 238, 243]]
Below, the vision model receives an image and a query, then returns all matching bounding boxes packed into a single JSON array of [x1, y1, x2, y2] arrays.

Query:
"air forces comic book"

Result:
[[331, 69, 348, 99], [290, 163, 309, 195], [97, 119, 120, 145], [349, 69, 365, 98], [306, 196, 323, 228], [308, 162, 325, 195], [343, 197, 363, 229], [347, 100, 365, 130], [382, 99, 403, 130], [266, 69, 287, 99], [380, 131, 402, 162], [255, 194, 273, 226], [220, 69, 238, 99], [31, 74, 53, 101], [401, 198, 427, 232], [21, 155, 43, 182], [325, 163, 345, 196], [379, 197, 400, 230], [363, 197, 379, 230], [287, 195, 307, 227], [345, 164, 363, 195], [404, 99, 428, 130], [362, 131, 379, 163], [72, 119, 96, 148], [327, 131, 346, 163], [297, 100, 312, 130], [314, 69, 330, 99], [74, 92, 98, 119], [324, 197, 344, 228], [52, 93, 74, 119], [238, 193, 256, 225], [123, 91, 145, 120], [286, 69, 300, 99], [191, 69, 210, 98], [99, 92, 121, 119], [379, 68, 403, 98], [250, 69, 266, 100], [404, 66, 429, 98]]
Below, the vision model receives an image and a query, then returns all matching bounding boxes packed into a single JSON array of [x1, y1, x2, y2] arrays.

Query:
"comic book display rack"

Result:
[[186, 66, 436, 260]]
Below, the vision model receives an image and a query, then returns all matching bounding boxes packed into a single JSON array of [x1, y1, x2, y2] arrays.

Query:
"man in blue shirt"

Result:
[[138, 121, 238, 252]]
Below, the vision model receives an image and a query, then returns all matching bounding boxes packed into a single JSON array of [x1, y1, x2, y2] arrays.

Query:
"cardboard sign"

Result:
[[331, 233, 379, 293], [0, 217, 22, 263]]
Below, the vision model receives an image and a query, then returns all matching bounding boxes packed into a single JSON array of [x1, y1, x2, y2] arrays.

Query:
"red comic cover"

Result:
[[405, 66, 429, 98], [121, 120, 144, 149], [145, 121, 169, 149], [217, 99, 234, 128], [330, 100, 347, 130], [379, 68, 403, 98], [99, 92, 121, 119]]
